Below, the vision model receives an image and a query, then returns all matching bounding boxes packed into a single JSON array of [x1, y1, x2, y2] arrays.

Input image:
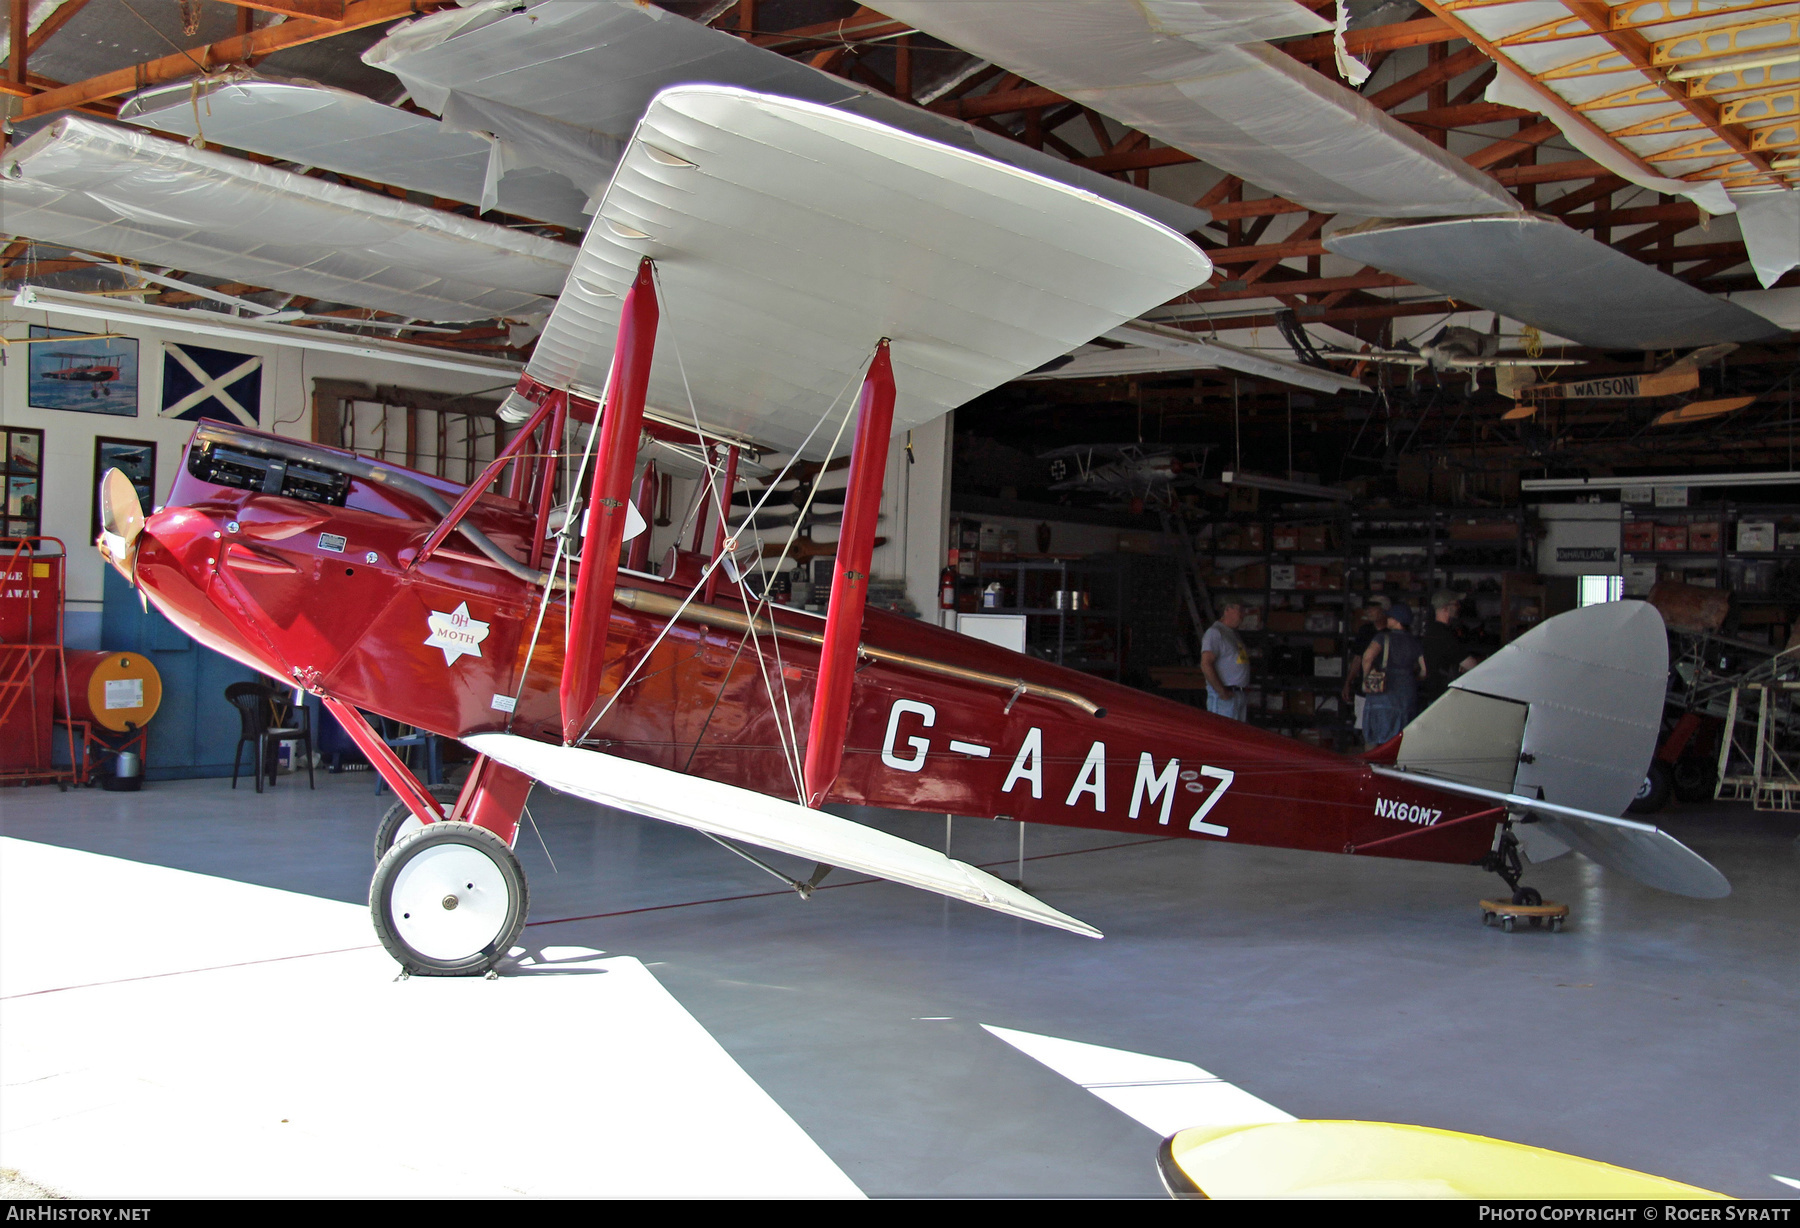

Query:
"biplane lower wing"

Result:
[[464, 734, 1103, 938]]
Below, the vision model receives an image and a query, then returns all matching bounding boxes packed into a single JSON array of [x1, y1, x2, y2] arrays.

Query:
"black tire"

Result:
[[1672, 759, 1717, 804], [1512, 886, 1543, 907], [373, 783, 461, 864], [370, 821, 528, 977], [1628, 761, 1672, 814]]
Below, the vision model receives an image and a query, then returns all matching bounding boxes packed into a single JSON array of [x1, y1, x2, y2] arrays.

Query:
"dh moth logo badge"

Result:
[[424, 602, 490, 666]]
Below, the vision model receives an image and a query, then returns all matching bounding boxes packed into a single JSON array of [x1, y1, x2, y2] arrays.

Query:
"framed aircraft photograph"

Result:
[[92, 437, 155, 542], [2, 426, 44, 541], [27, 326, 139, 415]]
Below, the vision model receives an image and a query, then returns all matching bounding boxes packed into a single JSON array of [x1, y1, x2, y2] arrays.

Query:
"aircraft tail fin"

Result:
[[1394, 602, 1730, 897], [463, 734, 1103, 938]]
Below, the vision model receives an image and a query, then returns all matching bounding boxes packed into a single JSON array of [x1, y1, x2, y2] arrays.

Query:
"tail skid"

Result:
[[463, 734, 1103, 938]]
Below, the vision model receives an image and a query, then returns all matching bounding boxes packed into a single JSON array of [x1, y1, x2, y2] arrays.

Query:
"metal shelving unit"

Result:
[[973, 556, 1124, 678]]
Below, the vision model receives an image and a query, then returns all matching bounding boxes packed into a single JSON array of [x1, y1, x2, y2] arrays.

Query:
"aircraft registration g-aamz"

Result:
[[95, 87, 1729, 977]]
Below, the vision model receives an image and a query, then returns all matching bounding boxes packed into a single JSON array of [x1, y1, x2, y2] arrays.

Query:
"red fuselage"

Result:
[[132, 426, 1499, 870]]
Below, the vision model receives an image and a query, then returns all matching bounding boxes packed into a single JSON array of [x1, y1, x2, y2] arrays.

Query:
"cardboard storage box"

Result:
[[1270, 564, 1297, 590], [1447, 519, 1516, 542], [1738, 521, 1775, 552], [1315, 657, 1343, 678], [1272, 526, 1300, 551], [1298, 524, 1330, 551], [1622, 521, 1655, 552], [1117, 531, 1155, 553], [1291, 691, 1316, 716], [1304, 611, 1337, 634], [1654, 524, 1689, 552], [1622, 563, 1658, 597], [1267, 611, 1308, 633], [1688, 522, 1720, 552]]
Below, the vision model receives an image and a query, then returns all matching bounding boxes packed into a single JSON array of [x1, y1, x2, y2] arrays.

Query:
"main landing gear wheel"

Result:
[[371, 821, 528, 977], [373, 783, 461, 864]]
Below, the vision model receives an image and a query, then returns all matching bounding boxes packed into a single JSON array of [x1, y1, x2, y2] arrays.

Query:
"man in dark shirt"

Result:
[[1420, 590, 1467, 711], [1344, 597, 1390, 742]]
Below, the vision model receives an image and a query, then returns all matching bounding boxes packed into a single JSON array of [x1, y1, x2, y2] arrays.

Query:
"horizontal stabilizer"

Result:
[[464, 734, 1101, 938], [1372, 767, 1729, 899]]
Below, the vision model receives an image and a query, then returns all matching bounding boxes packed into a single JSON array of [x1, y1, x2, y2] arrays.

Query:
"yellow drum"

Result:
[[57, 650, 162, 732]]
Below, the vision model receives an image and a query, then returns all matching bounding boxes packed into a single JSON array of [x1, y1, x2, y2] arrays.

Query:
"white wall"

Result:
[[0, 302, 516, 648], [1, 298, 955, 645]]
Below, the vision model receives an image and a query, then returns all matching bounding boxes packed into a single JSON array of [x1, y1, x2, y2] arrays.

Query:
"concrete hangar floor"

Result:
[[2, 772, 1795, 1199]]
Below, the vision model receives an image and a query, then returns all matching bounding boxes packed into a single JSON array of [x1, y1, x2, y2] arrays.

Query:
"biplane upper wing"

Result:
[[522, 85, 1215, 459], [465, 735, 1102, 938]]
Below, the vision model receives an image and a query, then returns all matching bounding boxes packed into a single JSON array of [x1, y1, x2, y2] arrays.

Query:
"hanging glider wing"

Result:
[[1026, 319, 1370, 393], [1324, 216, 1785, 350], [873, 0, 1521, 219], [361, 0, 1210, 236], [464, 734, 1102, 938], [524, 85, 1215, 458], [119, 76, 593, 229], [0, 117, 573, 322]]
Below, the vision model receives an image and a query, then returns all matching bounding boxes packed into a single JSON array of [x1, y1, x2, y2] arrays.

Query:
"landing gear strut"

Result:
[[1481, 820, 1541, 907]]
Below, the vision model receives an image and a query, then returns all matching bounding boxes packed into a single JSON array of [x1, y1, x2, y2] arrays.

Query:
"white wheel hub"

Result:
[[390, 842, 512, 960]]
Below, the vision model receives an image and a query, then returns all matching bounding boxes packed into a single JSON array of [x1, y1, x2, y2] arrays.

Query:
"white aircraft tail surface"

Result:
[[464, 734, 1102, 937], [1393, 601, 1729, 898]]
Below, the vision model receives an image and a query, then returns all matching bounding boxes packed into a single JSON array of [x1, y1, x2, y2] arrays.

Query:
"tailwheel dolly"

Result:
[[1480, 898, 1570, 932]]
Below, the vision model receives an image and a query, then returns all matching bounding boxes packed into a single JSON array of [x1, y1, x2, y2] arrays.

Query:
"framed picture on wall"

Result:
[[28, 326, 140, 415], [93, 437, 156, 541], [3, 428, 45, 542]]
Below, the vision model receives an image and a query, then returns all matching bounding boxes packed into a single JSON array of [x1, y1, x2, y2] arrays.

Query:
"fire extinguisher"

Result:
[[939, 566, 956, 609]]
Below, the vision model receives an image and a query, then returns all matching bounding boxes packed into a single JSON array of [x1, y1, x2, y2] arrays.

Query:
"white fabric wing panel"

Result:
[[1324, 214, 1786, 349], [1047, 321, 1368, 393], [118, 77, 593, 228], [463, 734, 1102, 937], [873, 0, 1520, 218], [0, 117, 574, 322], [528, 86, 1214, 458], [362, 0, 1211, 235]]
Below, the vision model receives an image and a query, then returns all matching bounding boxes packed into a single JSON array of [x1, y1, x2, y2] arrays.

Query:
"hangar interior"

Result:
[[0, 0, 1796, 1202]]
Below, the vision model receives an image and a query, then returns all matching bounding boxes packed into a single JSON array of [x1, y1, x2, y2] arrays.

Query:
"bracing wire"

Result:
[[571, 277, 870, 756]]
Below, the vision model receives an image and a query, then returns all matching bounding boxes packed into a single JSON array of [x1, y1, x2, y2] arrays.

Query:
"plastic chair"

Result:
[[225, 681, 315, 792], [374, 716, 443, 794]]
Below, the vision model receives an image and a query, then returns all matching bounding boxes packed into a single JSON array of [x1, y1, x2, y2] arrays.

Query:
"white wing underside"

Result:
[[524, 85, 1214, 459], [0, 117, 572, 323], [464, 734, 1102, 938]]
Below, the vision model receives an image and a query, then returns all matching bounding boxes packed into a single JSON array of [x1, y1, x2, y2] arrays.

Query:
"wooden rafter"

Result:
[[211, 0, 347, 19], [20, 0, 440, 117], [23, 0, 95, 58], [1281, 15, 1457, 63]]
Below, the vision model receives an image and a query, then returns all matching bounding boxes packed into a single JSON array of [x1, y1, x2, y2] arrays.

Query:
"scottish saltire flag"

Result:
[[160, 342, 262, 426]]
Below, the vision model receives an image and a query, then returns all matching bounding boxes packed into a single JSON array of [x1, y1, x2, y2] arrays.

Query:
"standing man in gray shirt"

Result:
[[1201, 599, 1252, 721]]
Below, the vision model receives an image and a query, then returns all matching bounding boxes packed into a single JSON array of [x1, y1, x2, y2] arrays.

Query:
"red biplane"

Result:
[[95, 87, 1727, 976], [41, 350, 122, 397]]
